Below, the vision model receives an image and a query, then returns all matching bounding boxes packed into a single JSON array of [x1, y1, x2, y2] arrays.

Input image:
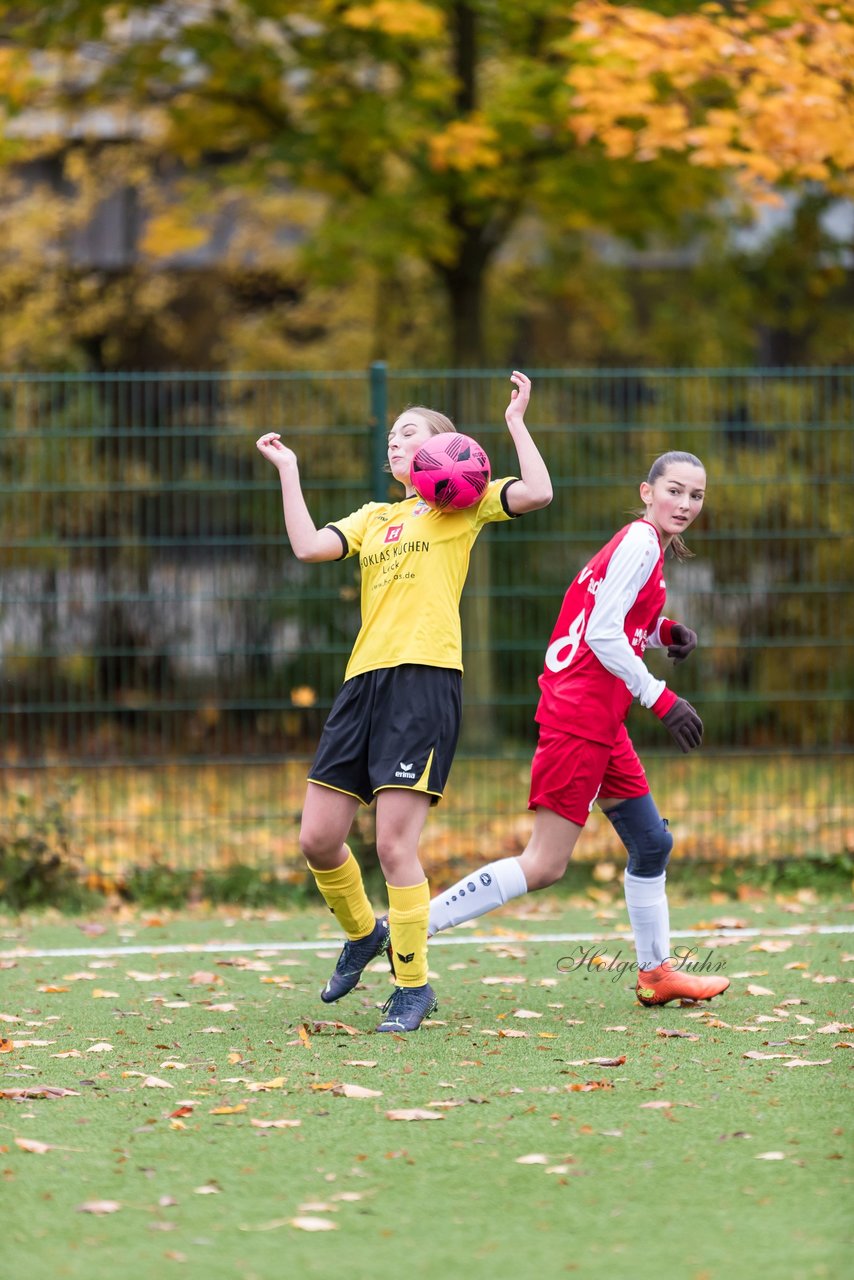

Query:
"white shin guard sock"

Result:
[[623, 870, 670, 971], [428, 858, 528, 936]]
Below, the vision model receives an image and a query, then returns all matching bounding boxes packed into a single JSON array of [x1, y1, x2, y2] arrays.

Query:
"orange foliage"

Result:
[[566, 1, 854, 197]]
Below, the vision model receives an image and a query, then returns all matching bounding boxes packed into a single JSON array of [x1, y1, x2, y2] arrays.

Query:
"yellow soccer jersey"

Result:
[[328, 478, 518, 680]]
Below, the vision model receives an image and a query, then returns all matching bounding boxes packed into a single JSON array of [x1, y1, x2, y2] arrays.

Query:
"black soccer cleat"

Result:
[[320, 916, 393, 1003], [375, 983, 438, 1033]]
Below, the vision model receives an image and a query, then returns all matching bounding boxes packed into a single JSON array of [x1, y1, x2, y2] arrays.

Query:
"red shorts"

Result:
[[528, 723, 649, 827]]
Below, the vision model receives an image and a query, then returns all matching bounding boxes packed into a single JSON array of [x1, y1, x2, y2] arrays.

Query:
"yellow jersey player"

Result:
[[256, 372, 552, 1032]]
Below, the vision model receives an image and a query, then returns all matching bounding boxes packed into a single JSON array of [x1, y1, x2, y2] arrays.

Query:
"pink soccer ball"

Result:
[[409, 433, 491, 511]]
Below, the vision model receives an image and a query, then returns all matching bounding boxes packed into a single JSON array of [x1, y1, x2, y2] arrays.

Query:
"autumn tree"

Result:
[[5, 0, 851, 371]]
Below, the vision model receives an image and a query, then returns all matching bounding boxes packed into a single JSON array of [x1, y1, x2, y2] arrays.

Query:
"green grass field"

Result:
[[2, 893, 852, 1280]]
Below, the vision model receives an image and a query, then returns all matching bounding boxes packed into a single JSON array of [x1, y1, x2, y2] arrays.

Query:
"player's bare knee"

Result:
[[518, 855, 565, 892], [299, 827, 337, 867]]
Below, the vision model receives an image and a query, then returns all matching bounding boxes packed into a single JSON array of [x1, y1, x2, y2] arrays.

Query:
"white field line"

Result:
[[3, 922, 853, 961]]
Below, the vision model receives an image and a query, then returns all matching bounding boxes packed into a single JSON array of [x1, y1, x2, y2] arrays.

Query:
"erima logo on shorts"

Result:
[[395, 760, 417, 779]]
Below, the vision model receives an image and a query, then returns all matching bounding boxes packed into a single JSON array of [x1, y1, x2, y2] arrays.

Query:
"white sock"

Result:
[[428, 858, 528, 936], [624, 870, 670, 970]]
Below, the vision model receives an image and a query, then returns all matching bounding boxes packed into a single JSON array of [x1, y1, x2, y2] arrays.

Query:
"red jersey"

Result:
[[535, 520, 677, 747]]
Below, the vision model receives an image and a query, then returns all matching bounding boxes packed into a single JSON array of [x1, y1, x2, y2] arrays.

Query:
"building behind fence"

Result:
[[1, 367, 851, 880]]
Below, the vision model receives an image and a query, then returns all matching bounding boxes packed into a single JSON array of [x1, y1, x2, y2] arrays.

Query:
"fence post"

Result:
[[369, 361, 388, 499]]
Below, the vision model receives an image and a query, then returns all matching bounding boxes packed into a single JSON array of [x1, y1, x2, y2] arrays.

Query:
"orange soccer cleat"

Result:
[[636, 960, 730, 1007]]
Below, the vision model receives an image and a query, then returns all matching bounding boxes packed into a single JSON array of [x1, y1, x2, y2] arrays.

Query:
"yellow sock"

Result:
[[387, 880, 430, 988], [309, 847, 375, 940]]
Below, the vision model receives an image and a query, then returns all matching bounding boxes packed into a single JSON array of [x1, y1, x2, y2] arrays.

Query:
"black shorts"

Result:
[[308, 664, 463, 806]]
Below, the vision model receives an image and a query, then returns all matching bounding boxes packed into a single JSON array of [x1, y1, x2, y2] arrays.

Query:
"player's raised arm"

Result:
[[256, 432, 343, 562], [501, 371, 553, 515]]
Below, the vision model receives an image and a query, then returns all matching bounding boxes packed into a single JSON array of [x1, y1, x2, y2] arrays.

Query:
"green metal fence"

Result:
[[1, 367, 851, 882]]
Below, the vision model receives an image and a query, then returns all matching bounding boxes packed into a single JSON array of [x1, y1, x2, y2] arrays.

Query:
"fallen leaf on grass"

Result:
[[37, 986, 69, 994], [210, 1104, 247, 1115], [51, 1051, 83, 1059], [755, 1152, 786, 1161], [743, 1052, 796, 1061], [141, 1076, 173, 1089], [385, 1109, 444, 1121], [245, 1077, 287, 1093], [194, 1183, 221, 1195], [746, 984, 774, 996], [205, 1003, 238, 1013], [639, 1101, 673, 1109], [567, 1080, 614, 1092], [77, 1200, 121, 1214], [15, 1138, 55, 1154], [189, 971, 222, 986], [343, 1060, 377, 1068], [333, 1083, 382, 1099], [481, 975, 527, 985], [497, 1029, 528, 1038], [169, 1106, 195, 1118], [656, 1029, 700, 1041], [289, 1217, 337, 1232], [0, 1038, 14, 1053], [91, 990, 119, 999], [515, 1153, 549, 1164], [0, 1086, 80, 1100], [86, 1042, 114, 1053], [749, 940, 792, 954], [512, 1009, 542, 1019], [297, 1026, 311, 1049], [14, 1040, 56, 1048], [311, 1020, 361, 1036], [783, 1058, 832, 1068], [564, 1056, 626, 1067], [250, 1119, 301, 1129]]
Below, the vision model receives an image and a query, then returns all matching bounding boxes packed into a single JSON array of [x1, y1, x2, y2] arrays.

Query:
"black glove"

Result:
[[667, 623, 698, 665], [661, 697, 704, 753]]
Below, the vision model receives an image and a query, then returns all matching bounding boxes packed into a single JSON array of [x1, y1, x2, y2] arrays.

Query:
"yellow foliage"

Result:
[[429, 116, 502, 173], [0, 46, 39, 111], [567, 0, 854, 194], [343, 1, 445, 41], [139, 210, 209, 259]]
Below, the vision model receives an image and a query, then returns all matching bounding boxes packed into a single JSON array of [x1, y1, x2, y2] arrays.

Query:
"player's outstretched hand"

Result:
[[256, 432, 297, 472], [667, 623, 698, 664], [662, 697, 703, 752], [505, 370, 531, 430]]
